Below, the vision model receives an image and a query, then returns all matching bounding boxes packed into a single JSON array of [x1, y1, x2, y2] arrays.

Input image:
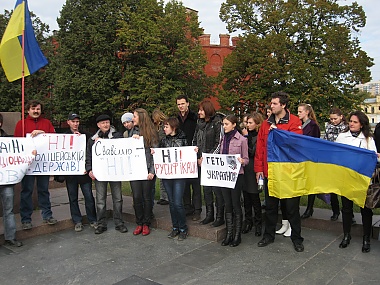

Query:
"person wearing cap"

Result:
[[85, 114, 128, 234], [121, 112, 134, 138], [13, 99, 57, 230], [64, 113, 97, 232]]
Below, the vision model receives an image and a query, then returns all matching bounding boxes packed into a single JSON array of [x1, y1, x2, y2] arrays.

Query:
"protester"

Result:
[[130, 108, 159, 236], [176, 95, 201, 221], [65, 113, 97, 232], [218, 115, 248, 247], [193, 100, 225, 227], [86, 114, 127, 234], [323, 107, 348, 221], [0, 113, 6, 136], [255, 92, 304, 252], [14, 100, 57, 230], [298, 103, 321, 219], [121, 112, 134, 138], [242, 112, 264, 236], [152, 109, 169, 206], [335, 111, 379, 252], [154, 117, 191, 241]]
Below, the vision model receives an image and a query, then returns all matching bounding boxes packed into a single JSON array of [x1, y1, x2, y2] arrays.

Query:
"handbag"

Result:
[[365, 168, 380, 209]]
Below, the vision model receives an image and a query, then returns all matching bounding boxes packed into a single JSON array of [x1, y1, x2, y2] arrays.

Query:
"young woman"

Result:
[[323, 107, 348, 221], [154, 117, 191, 241], [151, 109, 169, 205], [298, 103, 321, 219], [242, 112, 264, 236], [336, 111, 379, 252], [219, 115, 249, 247], [130, 108, 159, 236], [193, 100, 225, 227]]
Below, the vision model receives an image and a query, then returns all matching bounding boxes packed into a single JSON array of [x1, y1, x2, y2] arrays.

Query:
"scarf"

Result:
[[222, 129, 237, 154]]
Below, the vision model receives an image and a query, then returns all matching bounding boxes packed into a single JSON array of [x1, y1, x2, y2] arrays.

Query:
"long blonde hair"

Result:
[[151, 109, 167, 131], [134, 108, 158, 147], [298, 103, 319, 125], [247, 112, 264, 131]]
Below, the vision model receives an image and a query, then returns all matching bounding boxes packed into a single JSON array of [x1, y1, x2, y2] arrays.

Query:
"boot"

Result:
[[241, 220, 253, 234], [200, 204, 214, 225], [362, 235, 371, 253], [230, 214, 242, 247], [339, 233, 351, 248], [212, 205, 225, 227], [221, 213, 233, 246], [301, 195, 315, 219], [255, 224, 262, 236], [276, 220, 289, 235], [283, 224, 292, 237]]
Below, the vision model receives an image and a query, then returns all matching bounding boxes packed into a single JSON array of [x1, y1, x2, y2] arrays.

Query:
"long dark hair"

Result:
[[348, 110, 372, 138]]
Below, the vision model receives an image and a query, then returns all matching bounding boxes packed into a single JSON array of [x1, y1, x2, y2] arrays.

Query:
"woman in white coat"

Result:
[[336, 111, 379, 252]]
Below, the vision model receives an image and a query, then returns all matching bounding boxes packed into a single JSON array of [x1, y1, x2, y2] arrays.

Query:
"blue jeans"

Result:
[[66, 177, 96, 224], [94, 181, 124, 228], [20, 175, 52, 223], [0, 186, 16, 240], [162, 179, 187, 232]]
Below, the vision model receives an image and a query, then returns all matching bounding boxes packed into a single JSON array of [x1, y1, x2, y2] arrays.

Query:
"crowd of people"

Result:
[[1, 92, 379, 254]]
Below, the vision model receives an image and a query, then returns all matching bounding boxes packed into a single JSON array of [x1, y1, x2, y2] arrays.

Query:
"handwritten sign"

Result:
[[92, 137, 148, 181], [200, 153, 241, 189], [27, 134, 86, 175], [152, 146, 198, 179], [0, 137, 36, 184]]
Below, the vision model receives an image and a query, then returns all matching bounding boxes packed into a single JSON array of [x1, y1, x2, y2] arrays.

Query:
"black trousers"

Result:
[[130, 180, 154, 226], [204, 186, 224, 210], [221, 174, 243, 215], [341, 196, 373, 236], [242, 191, 262, 226], [183, 177, 202, 214], [263, 179, 303, 244]]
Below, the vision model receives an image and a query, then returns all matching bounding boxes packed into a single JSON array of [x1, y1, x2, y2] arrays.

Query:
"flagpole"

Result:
[[21, 28, 25, 137]]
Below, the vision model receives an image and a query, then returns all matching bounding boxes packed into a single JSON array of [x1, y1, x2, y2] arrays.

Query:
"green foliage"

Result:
[[218, 0, 373, 122], [117, 0, 211, 116]]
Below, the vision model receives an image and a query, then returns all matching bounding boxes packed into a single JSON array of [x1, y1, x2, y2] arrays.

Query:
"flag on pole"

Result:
[[0, 0, 48, 82], [267, 129, 377, 208]]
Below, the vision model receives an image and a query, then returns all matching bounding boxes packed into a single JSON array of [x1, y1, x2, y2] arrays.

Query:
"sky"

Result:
[[0, 0, 379, 80]]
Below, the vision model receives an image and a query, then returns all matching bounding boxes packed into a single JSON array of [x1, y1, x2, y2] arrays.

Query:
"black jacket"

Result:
[[178, 109, 197, 146], [159, 129, 188, 148], [192, 113, 222, 158]]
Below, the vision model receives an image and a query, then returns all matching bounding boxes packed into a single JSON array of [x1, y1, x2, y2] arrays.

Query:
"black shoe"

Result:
[[95, 226, 107, 234], [211, 218, 225, 227], [115, 225, 128, 233], [168, 229, 179, 239], [257, 237, 274, 247], [330, 213, 339, 221], [293, 242, 304, 252], [362, 235, 371, 253], [351, 218, 357, 226], [241, 220, 253, 234], [300, 209, 313, 219], [339, 233, 351, 248], [159, 199, 169, 205], [4, 239, 23, 247], [192, 212, 201, 221], [200, 216, 214, 225], [255, 225, 262, 237]]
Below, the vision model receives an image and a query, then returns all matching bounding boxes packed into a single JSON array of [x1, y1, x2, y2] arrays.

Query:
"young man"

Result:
[[86, 114, 127, 234], [176, 95, 202, 221], [254, 92, 304, 252], [65, 113, 97, 232], [14, 100, 57, 230]]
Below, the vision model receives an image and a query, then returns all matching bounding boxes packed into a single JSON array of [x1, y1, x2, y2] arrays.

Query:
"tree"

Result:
[[117, 0, 211, 115], [218, 0, 373, 121], [52, 0, 125, 126], [0, 10, 54, 115]]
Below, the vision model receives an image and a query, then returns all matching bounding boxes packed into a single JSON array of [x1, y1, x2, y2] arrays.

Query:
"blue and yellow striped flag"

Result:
[[267, 129, 377, 207], [0, 0, 48, 82]]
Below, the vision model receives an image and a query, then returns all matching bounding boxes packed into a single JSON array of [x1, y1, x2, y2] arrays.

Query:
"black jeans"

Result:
[[130, 180, 154, 226], [221, 174, 243, 215], [341, 196, 373, 236], [263, 179, 303, 244], [183, 177, 202, 214], [242, 191, 262, 226]]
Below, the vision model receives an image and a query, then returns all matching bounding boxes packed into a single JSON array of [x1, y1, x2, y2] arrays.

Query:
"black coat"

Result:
[[178, 109, 197, 146], [159, 129, 188, 148], [192, 114, 222, 158]]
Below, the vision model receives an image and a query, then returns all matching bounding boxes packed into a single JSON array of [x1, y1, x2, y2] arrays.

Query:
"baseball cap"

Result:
[[121, 112, 133, 123], [68, 113, 80, 120], [96, 114, 111, 123]]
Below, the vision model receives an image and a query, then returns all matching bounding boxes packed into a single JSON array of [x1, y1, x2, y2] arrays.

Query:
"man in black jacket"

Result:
[[65, 113, 97, 232], [176, 95, 202, 221]]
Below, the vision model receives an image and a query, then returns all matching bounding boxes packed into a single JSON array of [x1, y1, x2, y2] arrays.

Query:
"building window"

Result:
[[371, 107, 375, 113], [365, 108, 368, 113], [372, 118, 375, 123]]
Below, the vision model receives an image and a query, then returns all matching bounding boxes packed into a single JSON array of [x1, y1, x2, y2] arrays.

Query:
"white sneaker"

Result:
[[283, 225, 292, 237], [275, 220, 289, 235]]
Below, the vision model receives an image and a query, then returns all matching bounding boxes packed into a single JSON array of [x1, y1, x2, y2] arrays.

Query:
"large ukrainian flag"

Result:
[[267, 129, 377, 207], [0, 0, 48, 82]]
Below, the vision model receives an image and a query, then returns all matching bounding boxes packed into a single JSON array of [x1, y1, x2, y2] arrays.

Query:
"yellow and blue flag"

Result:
[[0, 0, 48, 82], [267, 129, 377, 207]]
